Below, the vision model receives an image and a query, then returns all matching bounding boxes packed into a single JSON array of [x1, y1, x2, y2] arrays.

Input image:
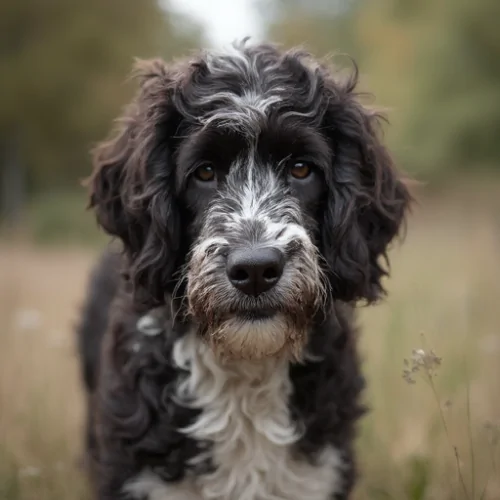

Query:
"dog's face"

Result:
[[183, 121, 328, 360], [88, 42, 410, 361]]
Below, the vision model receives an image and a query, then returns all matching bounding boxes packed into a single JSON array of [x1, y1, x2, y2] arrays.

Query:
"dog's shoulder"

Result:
[[97, 297, 205, 484], [103, 289, 184, 384]]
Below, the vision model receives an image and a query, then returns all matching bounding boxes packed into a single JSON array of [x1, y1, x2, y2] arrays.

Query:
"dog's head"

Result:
[[88, 41, 411, 361]]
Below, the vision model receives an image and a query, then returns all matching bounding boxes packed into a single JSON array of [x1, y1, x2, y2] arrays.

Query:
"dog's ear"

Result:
[[320, 65, 412, 303], [87, 59, 183, 306]]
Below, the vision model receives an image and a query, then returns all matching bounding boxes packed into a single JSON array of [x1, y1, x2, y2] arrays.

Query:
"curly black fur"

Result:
[[77, 40, 411, 500]]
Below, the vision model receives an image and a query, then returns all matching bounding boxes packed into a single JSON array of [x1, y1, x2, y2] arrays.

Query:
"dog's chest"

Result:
[[125, 332, 342, 500]]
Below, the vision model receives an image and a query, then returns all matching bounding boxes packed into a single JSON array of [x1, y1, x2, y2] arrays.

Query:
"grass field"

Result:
[[1, 178, 499, 500]]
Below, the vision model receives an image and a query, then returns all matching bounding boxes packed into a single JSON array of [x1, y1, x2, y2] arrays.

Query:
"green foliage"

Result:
[[0, 451, 21, 500], [25, 191, 107, 246], [263, 0, 500, 178], [404, 455, 431, 500], [264, 0, 362, 61], [0, 0, 205, 194]]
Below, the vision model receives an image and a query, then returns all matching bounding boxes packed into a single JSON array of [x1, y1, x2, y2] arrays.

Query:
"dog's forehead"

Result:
[[203, 44, 288, 93], [192, 44, 316, 134]]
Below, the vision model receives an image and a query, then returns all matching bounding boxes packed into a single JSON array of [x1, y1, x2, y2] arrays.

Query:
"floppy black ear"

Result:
[[320, 66, 412, 303], [87, 59, 182, 306]]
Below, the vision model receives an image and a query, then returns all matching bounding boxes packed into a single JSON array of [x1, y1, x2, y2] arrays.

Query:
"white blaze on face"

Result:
[[223, 158, 306, 242]]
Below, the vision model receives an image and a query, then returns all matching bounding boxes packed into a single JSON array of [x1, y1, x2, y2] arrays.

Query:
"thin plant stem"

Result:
[[427, 374, 470, 500], [489, 442, 497, 473], [478, 477, 489, 500], [465, 372, 475, 498], [479, 433, 500, 500], [421, 374, 455, 496]]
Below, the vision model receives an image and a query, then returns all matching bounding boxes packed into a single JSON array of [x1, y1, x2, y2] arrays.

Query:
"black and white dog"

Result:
[[77, 40, 411, 500]]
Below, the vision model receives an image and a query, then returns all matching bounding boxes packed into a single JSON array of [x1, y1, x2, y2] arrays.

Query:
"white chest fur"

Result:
[[125, 332, 343, 500]]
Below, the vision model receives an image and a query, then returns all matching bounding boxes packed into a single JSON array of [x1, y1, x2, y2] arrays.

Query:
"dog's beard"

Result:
[[200, 314, 308, 362], [187, 247, 324, 362]]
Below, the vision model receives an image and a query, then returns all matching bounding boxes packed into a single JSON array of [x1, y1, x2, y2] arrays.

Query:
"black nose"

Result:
[[226, 247, 285, 296]]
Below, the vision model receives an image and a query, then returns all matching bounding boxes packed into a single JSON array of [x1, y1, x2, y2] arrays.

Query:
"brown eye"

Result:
[[290, 161, 312, 179], [194, 164, 216, 182]]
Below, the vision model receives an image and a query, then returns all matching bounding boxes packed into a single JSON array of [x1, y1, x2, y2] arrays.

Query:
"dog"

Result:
[[76, 40, 411, 500]]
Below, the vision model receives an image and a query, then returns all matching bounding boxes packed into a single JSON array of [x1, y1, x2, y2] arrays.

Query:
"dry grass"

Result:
[[1, 179, 499, 500], [0, 247, 94, 500]]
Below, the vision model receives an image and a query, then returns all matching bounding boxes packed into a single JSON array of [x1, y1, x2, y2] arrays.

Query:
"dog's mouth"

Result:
[[189, 292, 313, 361], [235, 308, 277, 322]]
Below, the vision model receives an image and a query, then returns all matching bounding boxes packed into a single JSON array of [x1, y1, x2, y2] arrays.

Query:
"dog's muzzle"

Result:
[[186, 170, 325, 362]]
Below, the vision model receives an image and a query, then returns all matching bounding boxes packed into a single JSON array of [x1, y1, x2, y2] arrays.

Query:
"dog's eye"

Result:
[[289, 161, 312, 180], [194, 164, 216, 182]]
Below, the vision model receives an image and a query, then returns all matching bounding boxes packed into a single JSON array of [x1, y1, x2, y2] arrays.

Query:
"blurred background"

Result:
[[0, 1, 499, 499]]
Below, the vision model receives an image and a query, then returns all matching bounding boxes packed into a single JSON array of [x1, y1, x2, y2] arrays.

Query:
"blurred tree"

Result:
[[386, 0, 500, 175], [0, 0, 204, 221], [262, 0, 362, 61], [262, 0, 500, 178]]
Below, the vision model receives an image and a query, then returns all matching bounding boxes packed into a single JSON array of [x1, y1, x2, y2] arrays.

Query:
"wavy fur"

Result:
[[77, 40, 411, 500]]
